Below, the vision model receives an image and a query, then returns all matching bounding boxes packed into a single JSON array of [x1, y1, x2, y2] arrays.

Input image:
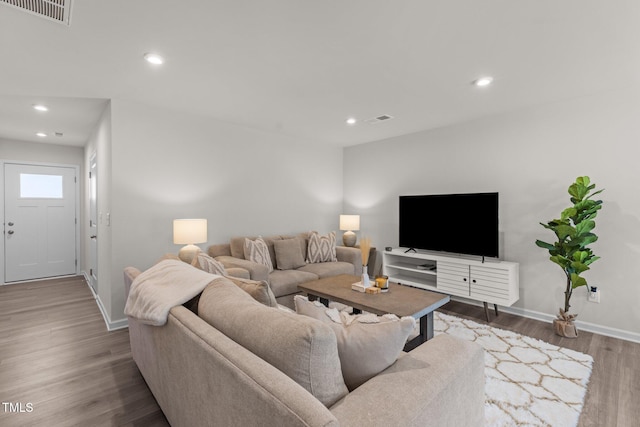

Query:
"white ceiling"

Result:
[[0, 0, 638, 148]]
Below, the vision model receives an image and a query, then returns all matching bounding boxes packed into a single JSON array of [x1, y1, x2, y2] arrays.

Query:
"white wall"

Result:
[[107, 99, 344, 324], [344, 87, 640, 338], [0, 139, 84, 165], [83, 104, 113, 324]]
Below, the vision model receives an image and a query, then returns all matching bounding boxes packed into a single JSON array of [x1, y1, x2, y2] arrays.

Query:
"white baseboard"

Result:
[[451, 296, 640, 344], [82, 272, 129, 331], [103, 314, 129, 331]]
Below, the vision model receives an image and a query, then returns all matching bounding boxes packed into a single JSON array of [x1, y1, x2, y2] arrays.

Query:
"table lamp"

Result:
[[173, 219, 207, 263], [339, 214, 360, 247]]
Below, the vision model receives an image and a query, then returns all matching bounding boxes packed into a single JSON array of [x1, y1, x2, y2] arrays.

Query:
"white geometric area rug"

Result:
[[434, 311, 593, 427]]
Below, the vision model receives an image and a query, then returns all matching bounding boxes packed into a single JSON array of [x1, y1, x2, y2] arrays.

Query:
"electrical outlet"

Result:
[[588, 289, 601, 303]]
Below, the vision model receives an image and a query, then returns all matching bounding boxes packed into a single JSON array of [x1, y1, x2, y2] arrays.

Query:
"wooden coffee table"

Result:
[[298, 274, 450, 351]]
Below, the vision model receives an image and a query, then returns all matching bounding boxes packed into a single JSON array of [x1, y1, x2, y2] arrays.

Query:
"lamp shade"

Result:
[[339, 215, 360, 231], [173, 219, 207, 244]]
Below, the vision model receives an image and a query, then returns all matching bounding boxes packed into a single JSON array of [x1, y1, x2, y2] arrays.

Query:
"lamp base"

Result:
[[178, 244, 201, 264], [342, 231, 357, 247]]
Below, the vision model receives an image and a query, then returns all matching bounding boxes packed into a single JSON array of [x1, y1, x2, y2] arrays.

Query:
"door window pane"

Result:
[[20, 174, 63, 198]]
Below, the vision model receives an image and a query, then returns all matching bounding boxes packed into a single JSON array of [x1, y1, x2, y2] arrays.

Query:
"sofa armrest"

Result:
[[329, 334, 485, 427], [131, 306, 340, 427], [225, 267, 251, 279], [215, 256, 269, 282], [336, 247, 363, 275], [207, 243, 231, 258]]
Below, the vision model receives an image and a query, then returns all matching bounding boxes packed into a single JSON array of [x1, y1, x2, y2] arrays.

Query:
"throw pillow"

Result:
[[306, 231, 337, 263], [243, 237, 274, 272], [198, 279, 349, 407], [274, 238, 306, 270], [191, 252, 226, 276], [224, 275, 278, 308], [294, 295, 416, 391]]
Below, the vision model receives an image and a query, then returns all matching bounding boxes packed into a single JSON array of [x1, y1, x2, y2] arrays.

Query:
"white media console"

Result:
[[382, 248, 519, 320]]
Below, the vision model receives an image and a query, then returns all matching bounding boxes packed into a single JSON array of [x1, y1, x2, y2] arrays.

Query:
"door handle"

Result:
[[7, 230, 14, 235], [8, 222, 14, 226], [90, 235, 97, 239]]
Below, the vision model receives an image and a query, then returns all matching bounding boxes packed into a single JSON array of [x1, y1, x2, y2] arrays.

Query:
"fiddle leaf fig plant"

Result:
[[535, 176, 604, 314]]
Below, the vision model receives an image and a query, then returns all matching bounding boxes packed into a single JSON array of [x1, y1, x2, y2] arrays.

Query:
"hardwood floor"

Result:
[[1, 277, 638, 426], [0, 276, 168, 427]]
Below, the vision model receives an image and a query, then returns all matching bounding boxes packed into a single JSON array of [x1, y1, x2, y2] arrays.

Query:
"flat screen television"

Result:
[[399, 192, 499, 258]]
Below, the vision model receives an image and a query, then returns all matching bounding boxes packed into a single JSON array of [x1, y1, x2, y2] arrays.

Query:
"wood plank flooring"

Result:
[[0, 276, 168, 427], [1, 277, 638, 426]]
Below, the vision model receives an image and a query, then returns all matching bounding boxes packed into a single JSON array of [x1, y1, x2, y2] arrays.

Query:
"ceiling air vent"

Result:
[[1, 0, 73, 26], [364, 114, 395, 125]]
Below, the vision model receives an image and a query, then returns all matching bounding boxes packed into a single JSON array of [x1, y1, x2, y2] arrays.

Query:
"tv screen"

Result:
[[399, 192, 499, 258]]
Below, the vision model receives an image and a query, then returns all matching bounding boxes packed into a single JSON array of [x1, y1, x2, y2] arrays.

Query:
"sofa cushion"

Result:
[[225, 275, 278, 308], [268, 269, 318, 297], [294, 295, 416, 391], [297, 261, 355, 278], [307, 231, 337, 263], [295, 232, 311, 260], [274, 238, 306, 270], [243, 237, 274, 272], [261, 236, 282, 269], [198, 279, 349, 407], [230, 236, 248, 259]]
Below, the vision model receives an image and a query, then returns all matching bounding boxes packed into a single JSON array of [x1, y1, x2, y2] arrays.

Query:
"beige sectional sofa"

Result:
[[208, 233, 363, 307], [124, 264, 485, 427]]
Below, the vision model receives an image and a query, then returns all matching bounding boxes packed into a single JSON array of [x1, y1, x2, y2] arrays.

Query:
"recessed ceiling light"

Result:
[[144, 53, 164, 65], [36, 132, 47, 137], [474, 77, 494, 87], [33, 104, 48, 112], [346, 117, 357, 125]]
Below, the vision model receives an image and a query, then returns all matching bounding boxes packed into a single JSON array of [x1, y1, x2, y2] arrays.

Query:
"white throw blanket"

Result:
[[124, 259, 220, 326]]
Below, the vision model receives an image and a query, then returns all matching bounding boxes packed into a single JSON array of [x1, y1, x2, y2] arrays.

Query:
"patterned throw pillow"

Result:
[[306, 231, 337, 263], [243, 237, 274, 272], [191, 252, 226, 276]]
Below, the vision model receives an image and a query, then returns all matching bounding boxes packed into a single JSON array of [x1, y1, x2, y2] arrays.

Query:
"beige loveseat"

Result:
[[208, 233, 363, 307], [124, 265, 485, 427]]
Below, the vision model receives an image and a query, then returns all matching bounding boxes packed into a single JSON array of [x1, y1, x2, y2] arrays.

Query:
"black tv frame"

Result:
[[399, 192, 499, 259]]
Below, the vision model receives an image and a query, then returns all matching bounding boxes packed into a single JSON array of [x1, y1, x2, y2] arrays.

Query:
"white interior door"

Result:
[[89, 154, 98, 293], [4, 163, 77, 282]]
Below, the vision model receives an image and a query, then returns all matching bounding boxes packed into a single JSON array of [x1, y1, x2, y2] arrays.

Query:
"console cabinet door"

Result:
[[436, 262, 470, 297], [469, 265, 511, 304]]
